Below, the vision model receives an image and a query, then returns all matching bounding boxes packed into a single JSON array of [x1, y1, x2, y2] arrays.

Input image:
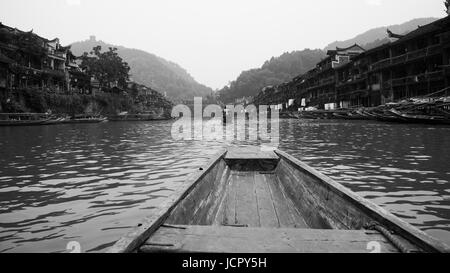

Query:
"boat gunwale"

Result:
[[107, 149, 227, 253], [275, 149, 450, 253]]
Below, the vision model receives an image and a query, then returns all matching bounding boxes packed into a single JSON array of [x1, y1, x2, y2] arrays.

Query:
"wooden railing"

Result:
[[48, 51, 67, 59], [370, 44, 442, 71], [389, 70, 444, 87]]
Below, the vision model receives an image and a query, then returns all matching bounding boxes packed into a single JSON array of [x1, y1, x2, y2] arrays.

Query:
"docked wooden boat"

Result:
[[331, 111, 364, 120], [331, 112, 349, 119], [109, 147, 449, 253], [298, 111, 318, 119], [41, 117, 66, 125], [299, 110, 331, 120], [108, 113, 160, 122], [62, 114, 108, 124], [0, 119, 48, 126], [434, 105, 450, 118], [279, 112, 299, 119], [370, 110, 407, 123], [0, 113, 50, 126], [356, 109, 378, 120], [389, 109, 450, 125]]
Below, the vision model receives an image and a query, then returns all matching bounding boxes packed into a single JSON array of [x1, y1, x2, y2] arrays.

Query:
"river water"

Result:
[[0, 119, 449, 252]]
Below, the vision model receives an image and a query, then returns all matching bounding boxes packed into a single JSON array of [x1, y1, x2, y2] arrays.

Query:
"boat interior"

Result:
[[109, 147, 447, 253], [166, 149, 337, 230]]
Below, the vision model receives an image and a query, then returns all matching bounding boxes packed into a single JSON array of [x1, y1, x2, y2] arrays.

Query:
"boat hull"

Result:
[[108, 147, 449, 253], [0, 119, 49, 126], [62, 118, 108, 124]]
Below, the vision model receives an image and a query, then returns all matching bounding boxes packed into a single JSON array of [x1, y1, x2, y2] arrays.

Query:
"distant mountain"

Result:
[[324, 18, 438, 51], [70, 36, 213, 101], [218, 49, 326, 103]]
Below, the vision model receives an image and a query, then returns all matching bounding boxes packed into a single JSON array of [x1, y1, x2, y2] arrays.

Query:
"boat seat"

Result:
[[225, 149, 279, 160], [139, 225, 405, 253]]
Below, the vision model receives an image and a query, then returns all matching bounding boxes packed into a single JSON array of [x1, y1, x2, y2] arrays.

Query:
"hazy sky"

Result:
[[0, 0, 446, 89]]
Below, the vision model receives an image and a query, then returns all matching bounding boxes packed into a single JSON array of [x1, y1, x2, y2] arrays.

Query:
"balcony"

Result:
[[320, 77, 335, 86], [0, 41, 19, 51], [336, 75, 367, 88], [48, 51, 66, 60], [426, 44, 441, 56], [406, 48, 427, 60], [391, 54, 407, 65], [307, 77, 335, 91], [390, 70, 444, 87], [43, 68, 65, 78], [339, 88, 370, 99], [441, 31, 450, 44], [369, 44, 442, 71], [391, 78, 406, 87], [370, 58, 390, 71], [427, 70, 444, 81]]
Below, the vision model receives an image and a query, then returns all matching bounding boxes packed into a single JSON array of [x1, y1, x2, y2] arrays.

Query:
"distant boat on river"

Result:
[[0, 113, 51, 126], [108, 112, 166, 121], [62, 114, 108, 124]]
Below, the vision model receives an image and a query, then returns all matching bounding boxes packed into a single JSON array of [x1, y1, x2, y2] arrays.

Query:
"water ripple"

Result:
[[0, 119, 449, 252]]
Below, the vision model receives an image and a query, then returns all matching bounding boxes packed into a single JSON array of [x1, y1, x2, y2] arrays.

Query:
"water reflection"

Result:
[[0, 119, 449, 252]]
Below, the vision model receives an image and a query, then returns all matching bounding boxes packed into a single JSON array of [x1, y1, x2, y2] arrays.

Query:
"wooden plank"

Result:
[[189, 160, 227, 225], [275, 159, 338, 229], [266, 174, 308, 228], [220, 172, 238, 226], [107, 150, 227, 253], [235, 173, 260, 227], [226, 147, 278, 160], [254, 173, 279, 228], [140, 225, 399, 253], [165, 163, 219, 225], [274, 149, 450, 253], [203, 166, 231, 225]]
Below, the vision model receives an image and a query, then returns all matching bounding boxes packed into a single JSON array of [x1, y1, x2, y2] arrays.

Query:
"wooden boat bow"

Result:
[[108, 147, 450, 253]]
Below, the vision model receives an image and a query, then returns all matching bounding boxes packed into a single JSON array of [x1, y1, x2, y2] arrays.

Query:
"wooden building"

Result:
[[259, 14, 450, 110], [295, 44, 365, 109], [0, 22, 91, 94], [336, 16, 450, 108]]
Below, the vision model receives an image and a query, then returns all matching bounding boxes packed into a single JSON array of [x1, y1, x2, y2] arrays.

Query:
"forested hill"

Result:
[[70, 37, 213, 101], [217, 49, 326, 103]]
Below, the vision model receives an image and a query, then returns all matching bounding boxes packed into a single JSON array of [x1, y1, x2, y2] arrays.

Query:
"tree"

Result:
[[446, 0, 450, 15], [130, 83, 139, 97], [80, 46, 130, 89]]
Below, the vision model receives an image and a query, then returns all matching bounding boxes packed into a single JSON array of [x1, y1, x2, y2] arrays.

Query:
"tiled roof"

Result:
[[393, 16, 450, 44]]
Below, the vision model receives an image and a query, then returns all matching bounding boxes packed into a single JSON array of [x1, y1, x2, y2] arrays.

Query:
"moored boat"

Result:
[[279, 111, 299, 119], [0, 113, 50, 126], [62, 114, 108, 124], [109, 147, 449, 253], [108, 112, 162, 121], [41, 117, 67, 125], [369, 110, 407, 123], [389, 109, 450, 125]]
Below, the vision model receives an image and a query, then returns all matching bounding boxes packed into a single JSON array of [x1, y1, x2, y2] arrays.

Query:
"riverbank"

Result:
[[291, 97, 450, 125], [0, 88, 174, 119]]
